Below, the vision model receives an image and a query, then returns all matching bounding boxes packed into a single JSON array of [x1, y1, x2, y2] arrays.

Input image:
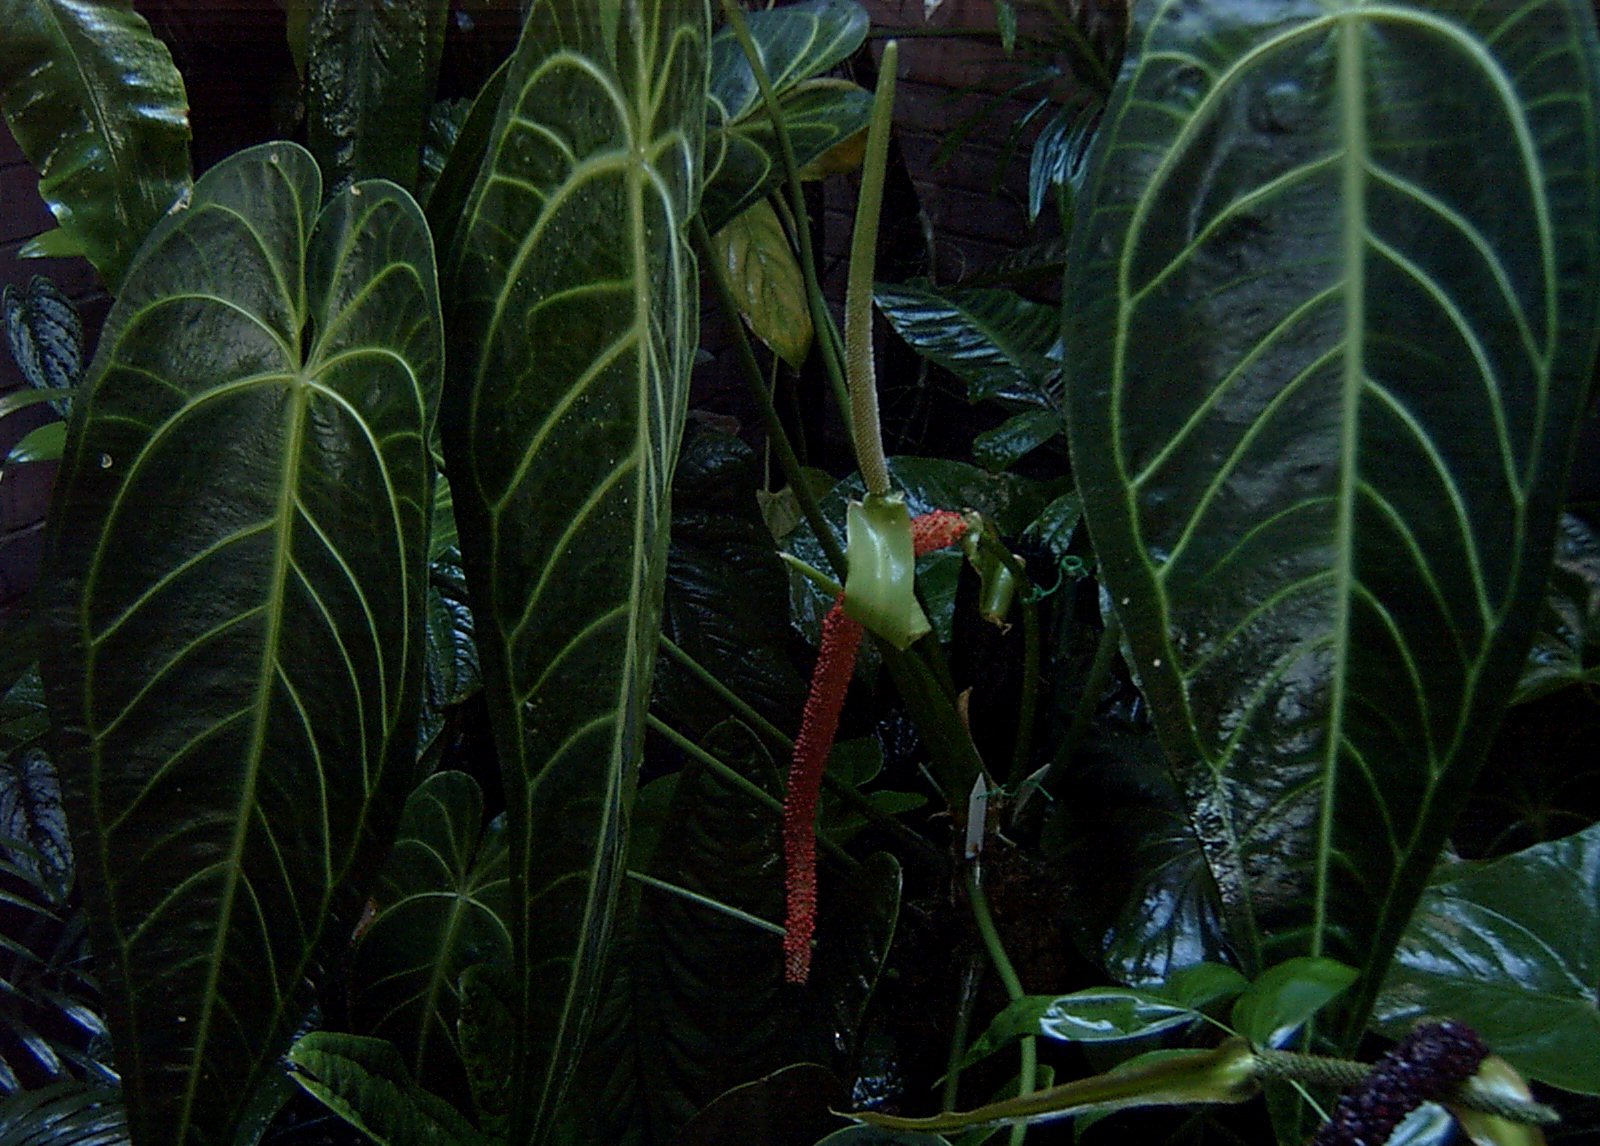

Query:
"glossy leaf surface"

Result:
[[1064, 0, 1600, 1034], [350, 771, 510, 1091], [0, 1083, 127, 1146], [1051, 730, 1232, 987], [418, 478, 480, 762], [0, 0, 190, 288], [41, 142, 441, 1145], [962, 989, 1207, 1068], [1230, 956, 1357, 1050], [440, 2, 707, 1139], [306, 0, 451, 190], [4, 422, 65, 466], [1375, 821, 1600, 1095], [874, 281, 1060, 407], [972, 409, 1062, 472]]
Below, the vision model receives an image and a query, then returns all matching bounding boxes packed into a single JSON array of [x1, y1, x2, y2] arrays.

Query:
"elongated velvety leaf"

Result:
[[874, 281, 1060, 407], [1374, 820, 1600, 1095], [702, 78, 873, 232], [40, 142, 442, 1146], [701, 0, 872, 230], [350, 770, 509, 1093], [305, 0, 450, 191], [1064, 0, 1600, 1039], [0, 0, 191, 289], [708, 0, 866, 119], [440, 3, 708, 1140]]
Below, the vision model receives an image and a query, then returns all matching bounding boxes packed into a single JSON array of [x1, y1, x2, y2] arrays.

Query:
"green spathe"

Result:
[[843, 492, 929, 649]]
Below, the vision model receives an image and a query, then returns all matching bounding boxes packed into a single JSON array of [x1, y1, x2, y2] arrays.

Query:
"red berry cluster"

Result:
[[1311, 1021, 1489, 1146], [782, 510, 969, 984]]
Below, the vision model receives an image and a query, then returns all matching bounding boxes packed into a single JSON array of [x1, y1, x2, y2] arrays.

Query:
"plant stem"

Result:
[[965, 867, 1036, 1145], [625, 870, 786, 937], [941, 955, 984, 1111], [1012, 611, 1121, 828], [692, 214, 848, 578], [648, 713, 856, 870], [1010, 596, 1042, 787], [718, 0, 851, 419], [843, 40, 898, 498]]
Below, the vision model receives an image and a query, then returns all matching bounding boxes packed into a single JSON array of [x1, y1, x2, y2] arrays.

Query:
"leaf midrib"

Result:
[[1313, 12, 1368, 965], [178, 369, 310, 1138]]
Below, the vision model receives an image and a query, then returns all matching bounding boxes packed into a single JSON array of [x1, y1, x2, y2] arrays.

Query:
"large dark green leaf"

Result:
[[658, 428, 806, 743], [563, 721, 786, 1145], [708, 0, 866, 116], [0, 0, 190, 289], [40, 142, 442, 1145], [305, 0, 452, 191], [633, 721, 788, 1135], [287, 1032, 493, 1146], [418, 478, 480, 763], [701, 0, 872, 230], [1049, 729, 1232, 988], [350, 771, 510, 1094], [1064, 0, 1600, 1040], [440, 2, 708, 1140], [1374, 820, 1600, 1095], [874, 281, 1060, 407], [0, 1083, 127, 1146], [702, 79, 873, 232]]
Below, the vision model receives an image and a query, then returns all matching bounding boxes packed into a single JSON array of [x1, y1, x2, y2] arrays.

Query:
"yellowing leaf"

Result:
[[713, 199, 813, 369]]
